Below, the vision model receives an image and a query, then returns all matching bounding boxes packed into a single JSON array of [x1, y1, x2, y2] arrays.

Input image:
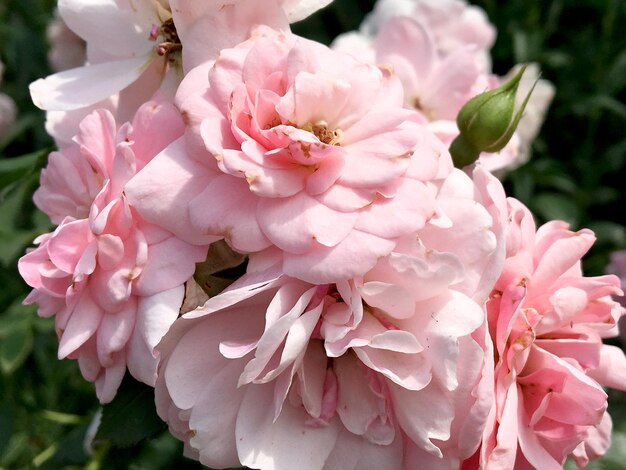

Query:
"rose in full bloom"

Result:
[[38, 0, 336, 151], [332, 11, 518, 173], [335, 16, 489, 122], [18, 100, 206, 402], [126, 26, 453, 284], [332, 0, 554, 173], [152, 159, 510, 469], [340, 0, 496, 71], [155, 245, 492, 469], [30, 0, 334, 112], [477, 199, 626, 469]]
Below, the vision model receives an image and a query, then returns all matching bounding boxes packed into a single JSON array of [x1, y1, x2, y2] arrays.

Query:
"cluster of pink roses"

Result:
[[18, 0, 624, 468]]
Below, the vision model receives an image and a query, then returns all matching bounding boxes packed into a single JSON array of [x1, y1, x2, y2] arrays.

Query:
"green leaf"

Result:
[[0, 229, 43, 266], [574, 95, 626, 120], [603, 50, 626, 95], [0, 320, 33, 375], [532, 192, 581, 227], [0, 302, 35, 335], [41, 424, 90, 468], [0, 149, 47, 190], [587, 221, 626, 247], [0, 302, 36, 375], [0, 114, 38, 152], [95, 375, 166, 448], [0, 401, 14, 459]]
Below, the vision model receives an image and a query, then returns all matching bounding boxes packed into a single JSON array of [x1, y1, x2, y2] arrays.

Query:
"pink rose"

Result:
[[478, 199, 626, 469], [127, 27, 453, 284], [31, 0, 334, 112], [19, 101, 206, 402], [155, 234, 492, 468], [358, 0, 496, 71], [332, 1, 554, 174]]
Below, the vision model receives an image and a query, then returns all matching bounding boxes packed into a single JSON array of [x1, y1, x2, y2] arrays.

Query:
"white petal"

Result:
[[30, 56, 151, 111], [59, 0, 156, 58], [281, 0, 334, 22]]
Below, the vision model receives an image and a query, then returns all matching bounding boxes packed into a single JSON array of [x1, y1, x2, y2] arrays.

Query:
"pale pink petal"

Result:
[[135, 287, 185, 359], [586, 344, 626, 391], [571, 412, 612, 467], [239, 286, 318, 384], [389, 380, 452, 458], [189, 360, 247, 468], [281, 0, 333, 22], [58, 0, 155, 58], [529, 225, 595, 292], [407, 291, 484, 391], [282, 230, 395, 284], [46, 219, 92, 274], [296, 341, 333, 423], [257, 192, 358, 254], [129, 98, 186, 169], [45, 96, 117, 148], [366, 248, 463, 303], [484, 380, 520, 469], [96, 299, 137, 367], [354, 179, 434, 239], [359, 282, 415, 320], [133, 236, 207, 296], [30, 56, 151, 111], [236, 383, 340, 470], [374, 17, 435, 98], [163, 306, 266, 411], [124, 137, 221, 246], [188, 174, 271, 252], [171, 0, 290, 72], [94, 352, 126, 404], [334, 354, 395, 444], [57, 290, 104, 359], [323, 425, 403, 470]]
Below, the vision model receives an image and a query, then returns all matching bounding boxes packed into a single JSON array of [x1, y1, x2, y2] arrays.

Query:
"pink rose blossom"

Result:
[[126, 27, 453, 284], [155, 230, 493, 468], [477, 199, 626, 469], [332, 13, 520, 173], [30, 0, 333, 113], [18, 100, 206, 403], [349, 0, 496, 71], [31, 0, 182, 112], [332, 1, 554, 173], [336, 16, 487, 122]]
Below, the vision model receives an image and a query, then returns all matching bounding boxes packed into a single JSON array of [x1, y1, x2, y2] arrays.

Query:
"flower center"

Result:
[[301, 121, 343, 146], [150, 18, 182, 61]]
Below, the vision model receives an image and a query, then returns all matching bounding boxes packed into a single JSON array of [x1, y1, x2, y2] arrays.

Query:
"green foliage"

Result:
[[95, 375, 167, 449], [0, 0, 624, 468], [0, 302, 35, 374]]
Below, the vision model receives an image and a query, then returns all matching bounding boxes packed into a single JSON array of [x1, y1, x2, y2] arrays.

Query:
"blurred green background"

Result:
[[0, 0, 625, 468]]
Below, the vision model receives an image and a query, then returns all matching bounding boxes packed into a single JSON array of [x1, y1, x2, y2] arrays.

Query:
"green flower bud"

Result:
[[450, 64, 538, 169]]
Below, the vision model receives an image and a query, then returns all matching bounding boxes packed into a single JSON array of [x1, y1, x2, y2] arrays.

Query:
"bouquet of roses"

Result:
[[15, 0, 626, 468]]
